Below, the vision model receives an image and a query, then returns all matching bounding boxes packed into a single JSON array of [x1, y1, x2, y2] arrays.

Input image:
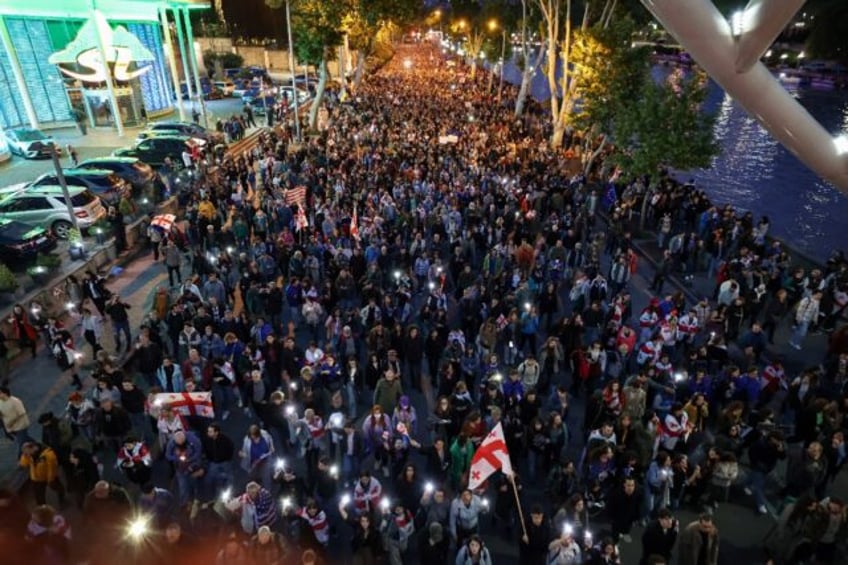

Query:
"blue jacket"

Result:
[[734, 374, 761, 404], [156, 364, 185, 393], [502, 378, 524, 400], [165, 431, 203, 474], [520, 312, 539, 335]]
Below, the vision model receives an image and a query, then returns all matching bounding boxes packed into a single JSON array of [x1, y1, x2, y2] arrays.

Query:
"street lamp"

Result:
[[285, 0, 302, 142], [486, 19, 507, 103]]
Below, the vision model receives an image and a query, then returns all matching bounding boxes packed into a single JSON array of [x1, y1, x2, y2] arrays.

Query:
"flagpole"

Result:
[[509, 473, 528, 539]]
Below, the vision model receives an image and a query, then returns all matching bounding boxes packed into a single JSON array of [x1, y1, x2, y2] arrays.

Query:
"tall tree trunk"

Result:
[[604, 0, 618, 28], [583, 134, 607, 176], [515, 48, 545, 117], [352, 51, 367, 91], [515, 0, 531, 117], [551, 0, 572, 148], [309, 57, 328, 130], [552, 121, 566, 148], [515, 66, 532, 117]]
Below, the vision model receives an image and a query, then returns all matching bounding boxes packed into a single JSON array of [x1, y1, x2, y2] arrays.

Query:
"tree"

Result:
[[203, 50, 244, 72], [534, 0, 597, 148], [611, 68, 718, 177], [266, 0, 349, 130], [573, 18, 650, 173], [448, 0, 512, 80], [514, 0, 545, 117], [347, 0, 418, 91], [805, 0, 848, 65]]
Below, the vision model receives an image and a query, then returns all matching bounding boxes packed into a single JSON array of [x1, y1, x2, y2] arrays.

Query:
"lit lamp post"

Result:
[[50, 145, 84, 258], [285, 0, 302, 142], [487, 19, 507, 101], [434, 9, 442, 37]]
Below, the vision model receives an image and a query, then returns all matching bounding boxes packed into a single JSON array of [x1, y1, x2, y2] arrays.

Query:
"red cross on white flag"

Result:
[[467, 422, 513, 490]]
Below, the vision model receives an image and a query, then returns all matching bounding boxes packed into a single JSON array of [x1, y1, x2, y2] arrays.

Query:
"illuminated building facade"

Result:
[[0, 0, 209, 135]]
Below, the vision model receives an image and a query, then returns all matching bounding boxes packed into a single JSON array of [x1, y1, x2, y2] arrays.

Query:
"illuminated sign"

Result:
[[48, 13, 154, 83]]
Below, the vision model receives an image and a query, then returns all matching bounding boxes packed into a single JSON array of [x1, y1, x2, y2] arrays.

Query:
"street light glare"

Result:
[[127, 516, 150, 541], [488, 19, 498, 31]]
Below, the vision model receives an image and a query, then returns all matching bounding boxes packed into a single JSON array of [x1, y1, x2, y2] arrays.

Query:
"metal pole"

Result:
[[498, 30, 506, 104], [50, 147, 80, 234], [91, 7, 124, 136], [182, 7, 209, 128], [0, 16, 39, 129], [160, 7, 186, 121], [172, 6, 195, 120], [285, 0, 301, 142]]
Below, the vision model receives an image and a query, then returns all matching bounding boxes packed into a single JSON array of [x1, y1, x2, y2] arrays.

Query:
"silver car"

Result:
[[1, 128, 62, 159], [0, 185, 106, 238]]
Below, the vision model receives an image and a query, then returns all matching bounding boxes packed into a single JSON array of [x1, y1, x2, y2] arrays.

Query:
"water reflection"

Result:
[[504, 55, 848, 261]]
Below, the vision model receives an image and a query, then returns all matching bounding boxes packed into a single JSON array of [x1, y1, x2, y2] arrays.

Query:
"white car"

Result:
[[0, 184, 106, 238], [1, 127, 61, 159], [214, 80, 236, 96], [0, 136, 10, 164]]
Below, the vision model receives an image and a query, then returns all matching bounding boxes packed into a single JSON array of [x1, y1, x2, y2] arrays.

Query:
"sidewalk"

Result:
[[0, 252, 168, 483]]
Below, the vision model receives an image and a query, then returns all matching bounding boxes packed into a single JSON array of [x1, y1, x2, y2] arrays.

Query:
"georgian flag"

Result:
[[467, 422, 513, 490], [152, 392, 214, 418]]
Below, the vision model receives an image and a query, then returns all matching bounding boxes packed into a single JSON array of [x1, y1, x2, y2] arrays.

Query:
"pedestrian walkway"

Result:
[[0, 252, 167, 481]]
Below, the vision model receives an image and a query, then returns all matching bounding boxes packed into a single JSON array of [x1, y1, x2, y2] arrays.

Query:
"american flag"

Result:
[[285, 185, 307, 208]]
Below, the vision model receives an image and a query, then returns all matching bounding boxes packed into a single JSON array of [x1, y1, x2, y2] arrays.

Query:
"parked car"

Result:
[[76, 156, 161, 194], [180, 80, 224, 100], [0, 185, 105, 239], [0, 218, 57, 262], [136, 122, 223, 145], [1, 128, 61, 159], [29, 169, 130, 207], [113, 135, 200, 168], [0, 136, 10, 164], [249, 95, 278, 116], [241, 85, 277, 105], [213, 80, 235, 96], [278, 85, 311, 107]]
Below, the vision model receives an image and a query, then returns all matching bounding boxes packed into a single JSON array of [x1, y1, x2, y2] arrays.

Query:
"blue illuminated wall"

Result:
[[128, 22, 171, 113], [0, 17, 173, 129], [0, 18, 73, 128]]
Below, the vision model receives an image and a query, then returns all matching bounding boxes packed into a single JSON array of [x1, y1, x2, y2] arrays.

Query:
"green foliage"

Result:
[[611, 69, 719, 177], [266, 0, 350, 65], [204, 50, 244, 70], [36, 253, 62, 270], [572, 18, 651, 132], [0, 263, 17, 292]]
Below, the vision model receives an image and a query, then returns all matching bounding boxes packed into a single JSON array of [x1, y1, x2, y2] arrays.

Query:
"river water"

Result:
[[498, 57, 848, 262]]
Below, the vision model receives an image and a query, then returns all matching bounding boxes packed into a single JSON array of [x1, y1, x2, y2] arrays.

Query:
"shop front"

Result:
[[0, 0, 209, 133]]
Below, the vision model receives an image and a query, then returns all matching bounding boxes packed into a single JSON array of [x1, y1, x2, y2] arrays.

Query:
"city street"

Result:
[[0, 41, 846, 565]]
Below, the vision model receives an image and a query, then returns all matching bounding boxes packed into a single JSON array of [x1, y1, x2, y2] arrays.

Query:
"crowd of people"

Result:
[[1, 40, 848, 565]]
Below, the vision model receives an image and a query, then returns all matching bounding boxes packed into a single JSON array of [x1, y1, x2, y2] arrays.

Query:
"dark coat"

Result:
[[640, 519, 678, 565]]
